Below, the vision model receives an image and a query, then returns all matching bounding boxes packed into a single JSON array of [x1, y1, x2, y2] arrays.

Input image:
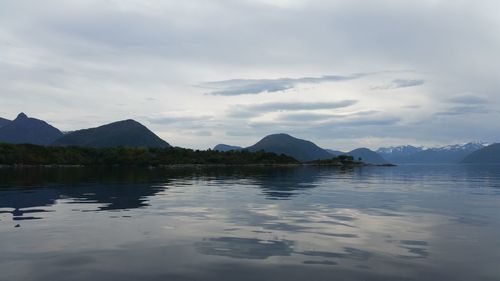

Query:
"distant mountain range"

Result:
[[376, 145, 424, 162], [215, 134, 388, 164], [213, 144, 243, 152], [0, 113, 169, 148], [0, 113, 63, 145], [326, 148, 388, 164], [377, 142, 488, 163], [52, 119, 170, 148], [1, 112, 498, 164], [462, 143, 500, 163]]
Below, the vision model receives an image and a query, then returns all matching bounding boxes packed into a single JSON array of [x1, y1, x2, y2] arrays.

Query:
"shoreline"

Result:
[[0, 163, 396, 169]]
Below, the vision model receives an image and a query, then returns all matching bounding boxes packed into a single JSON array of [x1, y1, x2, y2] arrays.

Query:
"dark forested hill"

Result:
[[52, 119, 170, 148], [246, 133, 332, 162], [0, 117, 10, 128], [0, 113, 63, 145], [347, 148, 389, 164]]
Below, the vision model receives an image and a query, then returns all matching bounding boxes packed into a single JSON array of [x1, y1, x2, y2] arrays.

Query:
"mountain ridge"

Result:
[[245, 133, 332, 162], [347, 148, 389, 164], [461, 143, 500, 163], [0, 113, 63, 145], [52, 119, 170, 148], [377, 142, 488, 163]]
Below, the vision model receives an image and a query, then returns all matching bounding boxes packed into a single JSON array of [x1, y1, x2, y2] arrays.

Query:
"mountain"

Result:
[[325, 149, 345, 156], [52, 119, 170, 148], [377, 145, 424, 163], [213, 144, 243, 152], [462, 143, 500, 163], [377, 142, 488, 163], [0, 113, 63, 145], [0, 117, 10, 128], [347, 148, 389, 164], [246, 133, 332, 162]]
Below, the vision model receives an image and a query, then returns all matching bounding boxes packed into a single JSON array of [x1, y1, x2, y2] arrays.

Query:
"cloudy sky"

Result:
[[1, 0, 499, 150]]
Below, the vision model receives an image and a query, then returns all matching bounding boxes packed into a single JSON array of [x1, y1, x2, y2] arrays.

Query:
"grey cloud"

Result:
[[249, 114, 399, 130], [227, 100, 357, 119], [435, 105, 490, 116], [201, 75, 364, 96], [404, 105, 421, 109], [276, 110, 378, 123], [448, 94, 487, 105], [277, 113, 339, 122], [335, 117, 401, 127], [147, 115, 212, 125], [248, 100, 358, 111], [372, 79, 425, 90], [227, 108, 260, 119], [352, 110, 380, 116], [225, 130, 256, 137], [393, 79, 425, 88], [192, 130, 212, 137]]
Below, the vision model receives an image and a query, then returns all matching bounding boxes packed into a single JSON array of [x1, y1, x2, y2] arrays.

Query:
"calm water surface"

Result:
[[0, 165, 499, 281]]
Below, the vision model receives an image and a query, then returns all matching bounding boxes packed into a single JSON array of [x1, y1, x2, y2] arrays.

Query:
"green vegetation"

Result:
[[0, 143, 299, 166], [307, 155, 362, 166]]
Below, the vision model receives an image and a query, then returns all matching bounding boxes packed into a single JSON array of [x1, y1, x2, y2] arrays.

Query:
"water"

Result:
[[0, 165, 499, 281]]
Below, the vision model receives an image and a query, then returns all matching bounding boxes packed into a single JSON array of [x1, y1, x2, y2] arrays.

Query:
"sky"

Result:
[[0, 0, 499, 151]]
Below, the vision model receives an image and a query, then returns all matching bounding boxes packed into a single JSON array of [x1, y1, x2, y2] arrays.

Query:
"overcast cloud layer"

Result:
[[0, 0, 499, 150]]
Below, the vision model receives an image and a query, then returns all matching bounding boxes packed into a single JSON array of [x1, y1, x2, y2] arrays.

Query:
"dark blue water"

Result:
[[1, 165, 499, 281]]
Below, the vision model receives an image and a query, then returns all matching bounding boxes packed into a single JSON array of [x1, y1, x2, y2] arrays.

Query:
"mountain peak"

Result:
[[52, 119, 170, 148], [246, 133, 332, 162], [348, 148, 389, 164], [266, 133, 293, 138], [122, 119, 139, 124], [0, 113, 62, 145], [16, 112, 28, 120]]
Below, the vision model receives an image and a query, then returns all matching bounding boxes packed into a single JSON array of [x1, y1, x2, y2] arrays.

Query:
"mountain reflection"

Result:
[[0, 166, 344, 221], [219, 166, 355, 200], [0, 167, 354, 220], [0, 167, 166, 221]]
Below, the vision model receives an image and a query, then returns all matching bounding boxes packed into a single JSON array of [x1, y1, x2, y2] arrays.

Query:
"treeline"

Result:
[[307, 155, 361, 166], [0, 143, 299, 166]]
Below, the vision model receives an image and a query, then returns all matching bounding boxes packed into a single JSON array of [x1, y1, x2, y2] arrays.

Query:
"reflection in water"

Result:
[[0, 166, 346, 222], [196, 237, 294, 259], [0, 185, 165, 221], [300, 247, 372, 261], [0, 165, 500, 281]]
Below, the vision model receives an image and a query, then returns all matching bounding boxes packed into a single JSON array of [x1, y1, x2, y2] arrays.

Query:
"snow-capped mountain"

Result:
[[430, 142, 489, 152], [377, 142, 489, 163], [377, 145, 425, 156]]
